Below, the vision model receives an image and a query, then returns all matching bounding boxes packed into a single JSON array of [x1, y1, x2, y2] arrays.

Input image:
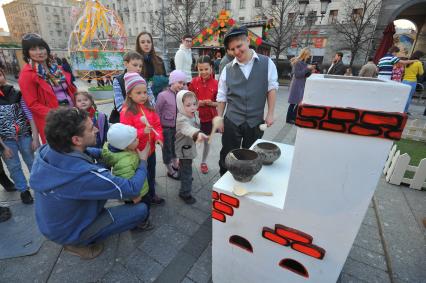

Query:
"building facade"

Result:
[[3, 0, 80, 49]]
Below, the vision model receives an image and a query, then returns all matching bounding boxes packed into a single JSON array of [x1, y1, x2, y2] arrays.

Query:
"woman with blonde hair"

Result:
[[286, 48, 314, 124]]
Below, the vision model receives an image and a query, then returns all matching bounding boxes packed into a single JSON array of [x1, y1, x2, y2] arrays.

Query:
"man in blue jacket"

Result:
[[30, 108, 151, 259]]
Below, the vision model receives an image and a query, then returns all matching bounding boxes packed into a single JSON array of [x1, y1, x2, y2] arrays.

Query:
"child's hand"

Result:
[[2, 146, 13, 159], [156, 140, 163, 148], [144, 125, 153, 134], [132, 196, 142, 204], [137, 143, 150, 161], [196, 132, 208, 143], [204, 99, 212, 106], [32, 138, 40, 152], [198, 100, 206, 107]]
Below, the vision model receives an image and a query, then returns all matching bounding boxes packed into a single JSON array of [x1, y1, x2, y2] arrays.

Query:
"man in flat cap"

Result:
[[216, 26, 278, 176]]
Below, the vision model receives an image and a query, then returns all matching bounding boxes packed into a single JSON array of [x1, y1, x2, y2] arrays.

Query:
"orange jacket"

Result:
[[120, 104, 164, 155], [18, 64, 76, 143]]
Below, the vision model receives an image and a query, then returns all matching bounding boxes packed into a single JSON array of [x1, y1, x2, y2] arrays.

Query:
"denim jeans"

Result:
[[3, 135, 34, 192], [78, 203, 148, 246], [402, 81, 417, 112], [179, 159, 193, 197], [162, 127, 176, 165]]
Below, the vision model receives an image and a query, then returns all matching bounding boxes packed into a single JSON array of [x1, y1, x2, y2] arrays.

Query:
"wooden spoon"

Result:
[[209, 116, 224, 144], [232, 185, 273, 197]]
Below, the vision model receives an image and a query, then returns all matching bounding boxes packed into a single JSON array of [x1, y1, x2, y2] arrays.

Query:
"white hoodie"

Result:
[[174, 44, 193, 83]]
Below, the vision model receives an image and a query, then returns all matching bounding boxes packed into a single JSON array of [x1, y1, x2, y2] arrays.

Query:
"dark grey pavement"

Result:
[[0, 80, 425, 282]]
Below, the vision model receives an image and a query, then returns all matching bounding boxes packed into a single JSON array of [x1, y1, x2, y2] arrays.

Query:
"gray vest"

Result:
[[225, 54, 269, 127]]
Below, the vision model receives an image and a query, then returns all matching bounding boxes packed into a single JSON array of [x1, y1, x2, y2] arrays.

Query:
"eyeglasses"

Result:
[[22, 33, 42, 40]]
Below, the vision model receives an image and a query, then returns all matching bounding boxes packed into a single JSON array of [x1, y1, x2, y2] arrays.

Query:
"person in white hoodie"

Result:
[[174, 34, 193, 83], [175, 90, 208, 204]]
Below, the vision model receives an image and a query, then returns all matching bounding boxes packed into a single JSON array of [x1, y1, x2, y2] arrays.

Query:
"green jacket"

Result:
[[102, 143, 149, 197]]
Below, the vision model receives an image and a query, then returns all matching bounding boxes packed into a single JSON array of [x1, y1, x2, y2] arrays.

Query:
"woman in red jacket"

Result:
[[18, 33, 76, 143]]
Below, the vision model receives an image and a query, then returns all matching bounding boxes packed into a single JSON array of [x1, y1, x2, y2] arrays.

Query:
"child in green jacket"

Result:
[[102, 123, 149, 205]]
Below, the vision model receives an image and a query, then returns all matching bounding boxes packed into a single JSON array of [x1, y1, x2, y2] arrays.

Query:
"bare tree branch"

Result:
[[154, 0, 215, 43], [333, 0, 382, 67], [258, 0, 299, 61]]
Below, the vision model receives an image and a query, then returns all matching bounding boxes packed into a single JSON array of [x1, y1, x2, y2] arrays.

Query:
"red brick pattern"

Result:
[[296, 104, 407, 140]]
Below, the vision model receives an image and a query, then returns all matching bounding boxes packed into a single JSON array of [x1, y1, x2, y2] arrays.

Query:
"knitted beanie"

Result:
[[107, 123, 137, 150], [124, 72, 146, 94], [168, 70, 186, 85]]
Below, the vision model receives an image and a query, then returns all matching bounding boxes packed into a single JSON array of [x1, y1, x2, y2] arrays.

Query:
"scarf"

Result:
[[34, 61, 66, 86]]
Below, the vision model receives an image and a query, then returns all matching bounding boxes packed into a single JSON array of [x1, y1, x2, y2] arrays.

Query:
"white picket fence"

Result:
[[383, 144, 426, 190], [402, 119, 426, 142]]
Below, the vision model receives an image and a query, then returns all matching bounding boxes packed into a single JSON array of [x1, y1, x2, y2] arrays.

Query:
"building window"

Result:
[[352, 8, 363, 22], [45, 6, 49, 12], [239, 16, 245, 22], [240, 0, 245, 9], [212, 0, 217, 6], [200, 2, 205, 8], [255, 0, 262, 8], [288, 12, 296, 22], [328, 10, 338, 24], [272, 0, 277, 5], [225, 0, 231, 10]]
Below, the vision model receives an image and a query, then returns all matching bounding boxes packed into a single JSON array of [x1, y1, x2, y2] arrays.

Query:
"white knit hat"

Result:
[[107, 123, 137, 150]]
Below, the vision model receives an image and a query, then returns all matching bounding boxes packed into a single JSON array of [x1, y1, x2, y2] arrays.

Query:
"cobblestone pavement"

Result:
[[0, 78, 425, 282]]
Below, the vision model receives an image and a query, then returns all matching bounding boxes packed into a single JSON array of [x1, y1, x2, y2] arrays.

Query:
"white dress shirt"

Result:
[[217, 50, 279, 102]]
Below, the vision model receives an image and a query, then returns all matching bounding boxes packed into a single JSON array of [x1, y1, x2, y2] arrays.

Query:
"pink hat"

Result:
[[168, 70, 186, 85], [124, 72, 146, 94]]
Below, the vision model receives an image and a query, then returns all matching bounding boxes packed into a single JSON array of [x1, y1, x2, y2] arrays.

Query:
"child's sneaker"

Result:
[[200, 163, 209, 174], [179, 194, 196, 204]]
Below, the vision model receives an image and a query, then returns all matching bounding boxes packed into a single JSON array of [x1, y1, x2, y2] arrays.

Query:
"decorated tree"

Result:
[[68, 0, 127, 81], [192, 10, 264, 48]]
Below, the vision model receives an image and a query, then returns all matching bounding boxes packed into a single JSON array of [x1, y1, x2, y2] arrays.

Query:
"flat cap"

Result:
[[224, 26, 248, 48]]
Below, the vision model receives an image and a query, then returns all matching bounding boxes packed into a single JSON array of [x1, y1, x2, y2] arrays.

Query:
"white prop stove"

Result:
[[212, 75, 410, 282]]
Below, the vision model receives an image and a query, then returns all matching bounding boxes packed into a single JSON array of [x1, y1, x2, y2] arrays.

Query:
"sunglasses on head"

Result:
[[22, 33, 42, 40]]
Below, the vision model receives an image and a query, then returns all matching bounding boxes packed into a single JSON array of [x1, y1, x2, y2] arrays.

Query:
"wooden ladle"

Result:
[[232, 185, 273, 197], [209, 116, 224, 144]]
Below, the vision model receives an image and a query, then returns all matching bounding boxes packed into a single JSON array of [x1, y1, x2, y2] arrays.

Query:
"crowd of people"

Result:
[[1, 25, 423, 259], [0, 26, 277, 259], [286, 46, 424, 123]]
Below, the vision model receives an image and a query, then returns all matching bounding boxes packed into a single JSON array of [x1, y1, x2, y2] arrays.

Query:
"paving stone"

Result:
[[139, 224, 189, 266], [348, 245, 387, 271], [341, 258, 391, 283], [187, 243, 212, 283], [153, 251, 196, 283], [337, 272, 368, 283], [48, 235, 119, 283], [124, 248, 164, 282], [99, 262, 141, 283], [181, 277, 195, 283], [362, 207, 379, 228], [0, 240, 61, 283], [353, 225, 384, 255], [182, 225, 210, 258], [177, 205, 209, 225], [191, 194, 212, 214], [374, 182, 426, 283], [168, 214, 201, 237]]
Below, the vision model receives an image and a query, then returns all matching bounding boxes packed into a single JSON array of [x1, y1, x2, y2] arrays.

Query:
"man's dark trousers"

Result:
[[219, 117, 263, 176]]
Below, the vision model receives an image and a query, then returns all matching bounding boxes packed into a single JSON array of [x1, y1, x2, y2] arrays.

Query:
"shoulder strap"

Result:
[[97, 112, 106, 144]]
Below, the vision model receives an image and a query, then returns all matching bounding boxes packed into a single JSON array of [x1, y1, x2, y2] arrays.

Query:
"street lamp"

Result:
[[298, 0, 332, 47]]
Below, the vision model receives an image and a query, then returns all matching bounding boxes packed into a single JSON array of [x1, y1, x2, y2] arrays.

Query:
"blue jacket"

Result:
[[30, 144, 147, 245]]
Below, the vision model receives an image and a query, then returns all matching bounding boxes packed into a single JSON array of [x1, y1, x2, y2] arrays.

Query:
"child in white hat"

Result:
[[101, 123, 152, 221]]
